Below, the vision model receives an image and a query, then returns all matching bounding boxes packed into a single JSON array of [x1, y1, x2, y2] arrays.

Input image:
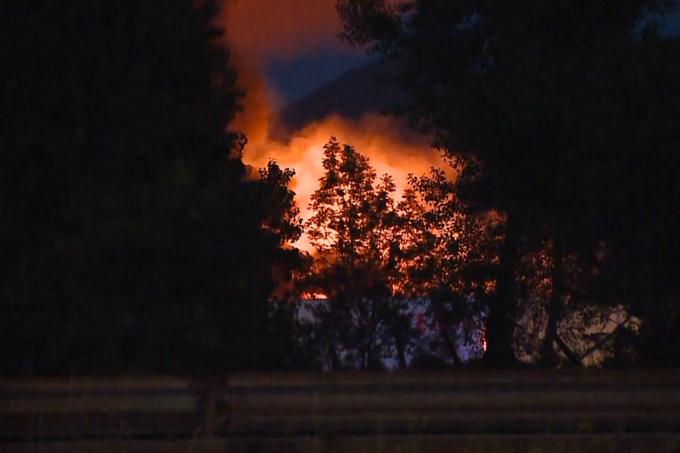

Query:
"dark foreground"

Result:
[[2, 371, 680, 452]]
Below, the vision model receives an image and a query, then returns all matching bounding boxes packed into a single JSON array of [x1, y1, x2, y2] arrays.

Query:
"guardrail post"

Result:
[[203, 384, 217, 438]]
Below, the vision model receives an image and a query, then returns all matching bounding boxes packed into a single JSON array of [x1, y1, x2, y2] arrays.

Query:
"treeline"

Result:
[[335, 0, 680, 368], [297, 138, 492, 370], [289, 135, 667, 370], [2, 0, 680, 374], [1, 1, 304, 374]]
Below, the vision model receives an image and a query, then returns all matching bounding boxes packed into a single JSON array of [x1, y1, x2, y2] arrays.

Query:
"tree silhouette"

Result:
[[0, 1, 304, 374], [599, 35, 680, 366], [305, 138, 407, 369], [338, 0, 680, 367], [304, 139, 495, 369], [395, 168, 499, 365]]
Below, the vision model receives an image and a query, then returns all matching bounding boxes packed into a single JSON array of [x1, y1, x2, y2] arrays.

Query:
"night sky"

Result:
[[220, 0, 369, 106], [265, 51, 371, 103], [257, 2, 680, 105]]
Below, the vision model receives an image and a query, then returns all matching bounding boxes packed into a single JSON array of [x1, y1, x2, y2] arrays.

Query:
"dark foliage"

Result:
[[0, 1, 304, 374], [338, 0, 680, 366]]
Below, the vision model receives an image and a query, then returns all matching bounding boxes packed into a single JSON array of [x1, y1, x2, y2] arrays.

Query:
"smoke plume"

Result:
[[219, 0, 344, 64], [218, 1, 447, 250]]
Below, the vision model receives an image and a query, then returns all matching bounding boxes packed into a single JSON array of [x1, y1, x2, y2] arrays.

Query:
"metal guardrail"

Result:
[[2, 371, 680, 443]]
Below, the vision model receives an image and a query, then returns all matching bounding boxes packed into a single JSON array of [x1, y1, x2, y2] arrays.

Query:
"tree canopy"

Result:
[[338, 0, 680, 366], [0, 0, 304, 374]]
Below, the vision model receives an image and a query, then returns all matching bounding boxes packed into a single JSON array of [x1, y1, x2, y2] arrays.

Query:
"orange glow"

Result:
[[242, 114, 448, 251], [217, 1, 450, 252], [219, 0, 343, 64], [227, 55, 277, 147], [300, 292, 329, 301]]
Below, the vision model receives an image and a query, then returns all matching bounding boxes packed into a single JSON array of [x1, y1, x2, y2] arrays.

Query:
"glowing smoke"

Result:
[[218, 0, 447, 250], [246, 114, 445, 250], [219, 0, 344, 63]]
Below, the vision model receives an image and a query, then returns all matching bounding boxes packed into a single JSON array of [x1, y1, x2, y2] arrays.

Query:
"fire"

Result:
[[242, 113, 448, 251], [217, 1, 449, 251]]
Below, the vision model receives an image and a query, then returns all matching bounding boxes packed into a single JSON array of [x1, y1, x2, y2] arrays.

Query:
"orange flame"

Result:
[[217, 1, 450, 252], [243, 114, 447, 251]]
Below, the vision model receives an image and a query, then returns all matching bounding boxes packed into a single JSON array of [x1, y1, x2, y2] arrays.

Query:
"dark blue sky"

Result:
[[264, 4, 680, 105], [265, 51, 371, 103], [664, 3, 680, 33]]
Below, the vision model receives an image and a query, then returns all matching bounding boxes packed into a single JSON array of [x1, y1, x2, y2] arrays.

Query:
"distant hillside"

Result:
[[273, 60, 404, 139]]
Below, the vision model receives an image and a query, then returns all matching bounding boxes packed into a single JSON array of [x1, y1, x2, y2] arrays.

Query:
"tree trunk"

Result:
[[440, 327, 463, 368], [328, 340, 339, 371], [540, 238, 563, 367], [483, 216, 518, 368], [392, 327, 407, 369], [430, 298, 463, 367], [639, 232, 667, 366]]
